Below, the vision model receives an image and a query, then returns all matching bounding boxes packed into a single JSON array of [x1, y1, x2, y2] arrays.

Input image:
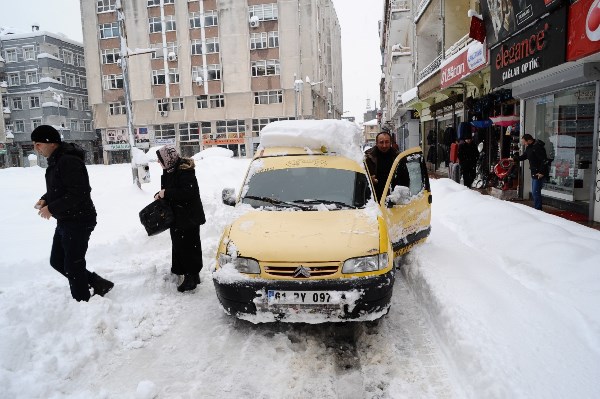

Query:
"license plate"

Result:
[[267, 290, 339, 305]]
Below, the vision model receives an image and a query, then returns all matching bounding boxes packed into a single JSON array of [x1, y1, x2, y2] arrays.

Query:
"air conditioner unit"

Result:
[[195, 76, 204, 86], [249, 16, 260, 28], [167, 52, 177, 61], [159, 111, 168, 117]]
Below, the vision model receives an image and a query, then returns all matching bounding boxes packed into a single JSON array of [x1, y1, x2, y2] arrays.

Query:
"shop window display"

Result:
[[525, 85, 595, 202]]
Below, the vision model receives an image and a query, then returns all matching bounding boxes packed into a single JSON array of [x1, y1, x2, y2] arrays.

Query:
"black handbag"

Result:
[[139, 199, 174, 236]]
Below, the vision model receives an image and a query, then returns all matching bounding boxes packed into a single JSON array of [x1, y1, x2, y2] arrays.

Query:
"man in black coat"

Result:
[[458, 136, 479, 188], [365, 131, 400, 201], [514, 133, 549, 210], [32, 125, 113, 302], [155, 145, 206, 292]]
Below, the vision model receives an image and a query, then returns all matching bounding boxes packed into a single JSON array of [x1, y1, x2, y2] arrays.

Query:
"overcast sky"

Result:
[[0, 0, 383, 123]]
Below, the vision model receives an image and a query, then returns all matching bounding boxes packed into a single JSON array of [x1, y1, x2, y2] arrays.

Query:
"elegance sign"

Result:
[[490, 7, 567, 88], [567, 0, 600, 61], [440, 40, 487, 89]]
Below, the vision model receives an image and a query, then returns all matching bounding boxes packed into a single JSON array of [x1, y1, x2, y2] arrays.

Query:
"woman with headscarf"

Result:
[[155, 145, 206, 292]]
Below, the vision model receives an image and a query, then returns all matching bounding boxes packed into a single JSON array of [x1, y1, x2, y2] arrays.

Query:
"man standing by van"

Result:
[[365, 131, 400, 201], [32, 125, 113, 302]]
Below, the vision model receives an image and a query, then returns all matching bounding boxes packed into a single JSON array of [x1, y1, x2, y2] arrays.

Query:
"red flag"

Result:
[[469, 16, 486, 43]]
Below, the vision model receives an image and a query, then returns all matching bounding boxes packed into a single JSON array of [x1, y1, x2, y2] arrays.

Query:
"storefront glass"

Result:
[[524, 84, 595, 203]]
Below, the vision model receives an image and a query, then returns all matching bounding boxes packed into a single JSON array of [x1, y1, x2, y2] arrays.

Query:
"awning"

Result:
[[470, 119, 492, 128], [489, 115, 519, 127]]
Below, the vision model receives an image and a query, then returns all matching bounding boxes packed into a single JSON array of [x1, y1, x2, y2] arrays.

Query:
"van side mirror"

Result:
[[222, 188, 236, 206]]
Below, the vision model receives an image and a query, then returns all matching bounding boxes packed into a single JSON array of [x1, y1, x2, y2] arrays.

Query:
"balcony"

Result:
[[417, 54, 442, 83], [445, 34, 471, 59], [391, 0, 410, 12], [0, 81, 7, 93], [414, 0, 434, 23]]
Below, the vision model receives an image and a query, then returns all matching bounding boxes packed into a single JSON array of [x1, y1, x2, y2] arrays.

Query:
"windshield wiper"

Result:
[[293, 199, 355, 209], [243, 195, 309, 209]]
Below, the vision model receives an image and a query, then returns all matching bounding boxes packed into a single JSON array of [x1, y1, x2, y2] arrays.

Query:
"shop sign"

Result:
[[202, 138, 245, 145], [135, 127, 151, 149], [567, 0, 600, 61], [440, 40, 487, 89], [104, 143, 131, 151], [155, 138, 176, 145], [480, 0, 562, 48], [490, 7, 567, 88]]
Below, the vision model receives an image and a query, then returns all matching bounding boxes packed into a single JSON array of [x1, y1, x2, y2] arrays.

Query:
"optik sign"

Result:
[[490, 6, 567, 88]]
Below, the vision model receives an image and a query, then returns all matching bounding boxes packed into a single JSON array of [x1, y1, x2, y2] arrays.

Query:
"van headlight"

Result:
[[218, 254, 260, 274], [342, 253, 388, 274]]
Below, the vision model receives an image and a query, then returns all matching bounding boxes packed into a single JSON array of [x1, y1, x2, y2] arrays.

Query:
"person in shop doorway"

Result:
[[32, 125, 114, 302], [514, 133, 549, 210], [155, 145, 206, 292], [458, 135, 479, 188], [365, 131, 400, 201]]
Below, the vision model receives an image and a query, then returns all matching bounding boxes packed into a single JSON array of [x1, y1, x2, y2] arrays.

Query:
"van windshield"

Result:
[[242, 167, 372, 210]]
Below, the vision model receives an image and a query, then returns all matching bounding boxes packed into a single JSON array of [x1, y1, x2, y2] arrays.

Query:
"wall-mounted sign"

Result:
[[490, 7, 567, 88], [155, 138, 176, 146], [567, 0, 600, 61], [202, 138, 245, 145], [440, 40, 487, 89], [480, 0, 562, 48], [135, 127, 150, 149], [104, 143, 131, 151]]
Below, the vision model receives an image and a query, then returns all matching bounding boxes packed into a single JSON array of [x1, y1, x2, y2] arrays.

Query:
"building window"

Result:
[[191, 40, 202, 55], [4, 48, 18, 63], [149, 17, 162, 33], [78, 76, 87, 89], [30, 96, 40, 108], [179, 123, 200, 142], [254, 90, 283, 105], [251, 59, 280, 77], [97, 0, 116, 12], [165, 15, 177, 31], [152, 69, 179, 85], [192, 64, 221, 81], [83, 120, 92, 131], [109, 102, 126, 115], [210, 94, 225, 108], [250, 33, 267, 50], [206, 37, 219, 53], [81, 99, 90, 110], [99, 22, 119, 39], [216, 119, 245, 137], [14, 120, 25, 133], [70, 120, 78, 131], [171, 97, 184, 110], [32, 118, 42, 130], [23, 46, 36, 60], [7, 72, 20, 86], [148, 0, 174, 6], [101, 48, 121, 64], [102, 74, 124, 90], [25, 70, 38, 84], [62, 50, 74, 65], [268, 31, 279, 48], [157, 98, 170, 112], [64, 73, 76, 87], [154, 124, 176, 141], [75, 54, 85, 66], [191, 11, 219, 27], [150, 42, 177, 59], [11, 97, 23, 110], [67, 97, 77, 110], [249, 4, 278, 21], [196, 95, 208, 109]]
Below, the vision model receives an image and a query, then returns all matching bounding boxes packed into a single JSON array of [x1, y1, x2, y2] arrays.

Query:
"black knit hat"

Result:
[[31, 125, 61, 143]]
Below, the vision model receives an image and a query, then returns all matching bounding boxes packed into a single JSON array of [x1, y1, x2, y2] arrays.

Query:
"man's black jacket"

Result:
[[41, 142, 96, 223], [515, 139, 549, 176]]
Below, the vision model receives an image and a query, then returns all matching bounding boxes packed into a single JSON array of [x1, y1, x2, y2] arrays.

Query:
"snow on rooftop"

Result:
[[401, 87, 418, 104], [258, 119, 364, 163], [0, 28, 82, 46], [37, 53, 61, 61]]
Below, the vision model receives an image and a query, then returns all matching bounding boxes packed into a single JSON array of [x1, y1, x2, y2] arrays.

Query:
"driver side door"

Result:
[[380, 148, 432, 258]]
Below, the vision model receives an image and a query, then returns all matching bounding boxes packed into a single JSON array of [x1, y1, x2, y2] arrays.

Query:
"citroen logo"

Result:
[[293, 266, 311, 278]]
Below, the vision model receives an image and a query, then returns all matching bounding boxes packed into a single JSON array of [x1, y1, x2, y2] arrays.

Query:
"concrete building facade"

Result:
[[81, 0, 343, 161], [0, 27, 96, 167]]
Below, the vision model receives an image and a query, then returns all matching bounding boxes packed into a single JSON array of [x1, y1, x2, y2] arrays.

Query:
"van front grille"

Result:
[[263, 262, 340, 278]]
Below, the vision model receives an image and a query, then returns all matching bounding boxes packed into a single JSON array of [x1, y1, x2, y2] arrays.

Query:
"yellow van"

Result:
[[212, 121, 431, 323]]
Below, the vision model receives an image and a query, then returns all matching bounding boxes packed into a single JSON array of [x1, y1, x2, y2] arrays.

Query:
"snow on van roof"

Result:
[[258, 119, 364, 163]]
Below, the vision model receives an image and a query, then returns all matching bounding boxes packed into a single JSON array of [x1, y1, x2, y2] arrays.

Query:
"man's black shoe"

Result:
[[90, 273, 114, 297], [177, 274, 199, 292]]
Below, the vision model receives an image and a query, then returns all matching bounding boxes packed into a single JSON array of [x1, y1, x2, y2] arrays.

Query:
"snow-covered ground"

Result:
[[1, 158, 599, 399]]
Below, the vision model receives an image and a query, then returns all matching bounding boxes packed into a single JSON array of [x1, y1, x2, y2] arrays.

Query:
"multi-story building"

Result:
[[0, 26, 96, 167], [81, 0, 343, 162]]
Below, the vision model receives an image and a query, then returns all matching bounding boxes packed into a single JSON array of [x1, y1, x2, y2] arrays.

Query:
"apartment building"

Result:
[[0, 26, 96, 167], [81, 0, 343, 162]]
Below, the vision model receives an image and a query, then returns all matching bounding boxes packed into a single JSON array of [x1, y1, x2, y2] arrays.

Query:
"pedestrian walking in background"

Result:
[[365, 131, 400, 201], [514, 133, 549, 210], [32, 125, 113, 302], [458, 136, 479, 188], [155, 145, 206, 292]]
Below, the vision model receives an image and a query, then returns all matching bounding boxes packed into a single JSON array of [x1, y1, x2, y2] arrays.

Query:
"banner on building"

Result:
[[480, 0, 562, 48], [103, 128, 130, 151], [440, 40, 487, 89], [490, 7, 567, 88], [135, 127, 151, 149], [155, 138, 176, 146], [567, 0, 600, 61], [202, 138, 245, 146]]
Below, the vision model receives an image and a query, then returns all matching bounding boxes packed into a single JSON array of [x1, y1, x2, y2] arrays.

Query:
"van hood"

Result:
[[227, 210, 381, 262]]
